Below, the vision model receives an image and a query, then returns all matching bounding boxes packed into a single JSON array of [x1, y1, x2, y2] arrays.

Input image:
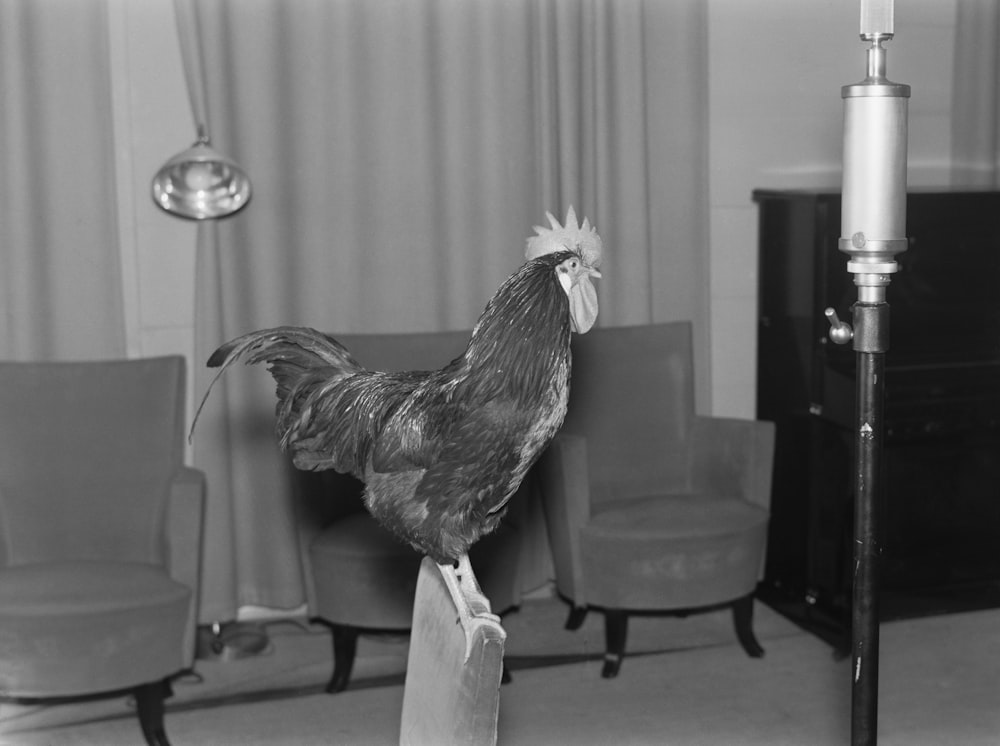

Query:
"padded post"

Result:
[[400, 558, 506, 746]]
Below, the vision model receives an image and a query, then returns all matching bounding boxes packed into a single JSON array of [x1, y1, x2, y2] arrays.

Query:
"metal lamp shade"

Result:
[[152, 141, 251, 220]]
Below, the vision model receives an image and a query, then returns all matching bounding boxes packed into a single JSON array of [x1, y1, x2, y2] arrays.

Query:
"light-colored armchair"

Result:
[[538, 322, 775, 677], [0, 357, 204, 745]]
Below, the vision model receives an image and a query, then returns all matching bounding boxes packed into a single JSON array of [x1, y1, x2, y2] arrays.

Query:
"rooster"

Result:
[[193, 208, 602, 595]]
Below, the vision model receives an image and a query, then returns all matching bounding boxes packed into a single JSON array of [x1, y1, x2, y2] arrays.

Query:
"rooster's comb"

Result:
[[525, 206, 603, 268]]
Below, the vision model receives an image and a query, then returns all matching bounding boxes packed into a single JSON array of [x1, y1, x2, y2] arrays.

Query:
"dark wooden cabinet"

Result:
[[754, 189, 1000, 640]]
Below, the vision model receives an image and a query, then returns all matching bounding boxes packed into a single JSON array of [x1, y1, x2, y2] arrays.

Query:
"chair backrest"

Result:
[[0, 356, 186, 567], [561, 323, 696, 502], [332, 329, 472, 372], [400, 557, 506, 746]]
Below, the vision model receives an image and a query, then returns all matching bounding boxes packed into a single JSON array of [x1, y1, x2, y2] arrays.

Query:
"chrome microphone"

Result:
[[839, 0, 910, 306]]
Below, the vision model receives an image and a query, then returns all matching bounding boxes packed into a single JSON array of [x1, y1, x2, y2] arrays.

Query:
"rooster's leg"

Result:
[[453, 553, 476, 595], [439, 554, 500, 623]]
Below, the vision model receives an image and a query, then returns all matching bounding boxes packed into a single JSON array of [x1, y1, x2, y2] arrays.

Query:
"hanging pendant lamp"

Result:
[[152, 0, 251, 220], [153, 130, 251, 219]]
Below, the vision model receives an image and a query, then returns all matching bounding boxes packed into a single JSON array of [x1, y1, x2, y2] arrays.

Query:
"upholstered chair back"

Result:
[[561, 322, 696, 503], [0, 357, 186, 567], [333, 329, 471, 371]]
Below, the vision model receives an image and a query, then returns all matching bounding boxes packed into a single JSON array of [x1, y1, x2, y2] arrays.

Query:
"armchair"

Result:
[[0, 357, 204, 745], [538, 323, 775, 677]]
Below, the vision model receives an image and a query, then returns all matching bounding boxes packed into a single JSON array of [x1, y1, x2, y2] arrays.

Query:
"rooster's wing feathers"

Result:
[[287, 369, 427, 476], [370, 380, 460, 474]]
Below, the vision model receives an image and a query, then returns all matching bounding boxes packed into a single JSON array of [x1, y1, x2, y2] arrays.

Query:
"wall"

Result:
[[110, 1, 961, 427], [707, 0, 958, 417]]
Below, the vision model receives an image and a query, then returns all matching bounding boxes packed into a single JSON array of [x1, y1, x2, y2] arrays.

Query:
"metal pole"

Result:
[[825, 3, 909, 744], [850, 304, 889, 744]]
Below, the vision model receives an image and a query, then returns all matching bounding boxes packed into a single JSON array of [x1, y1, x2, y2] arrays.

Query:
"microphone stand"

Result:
[[824, 2, 909, 744]]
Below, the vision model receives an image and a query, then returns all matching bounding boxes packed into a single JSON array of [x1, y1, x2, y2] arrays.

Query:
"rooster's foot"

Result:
[[439, 554, 500, 623]]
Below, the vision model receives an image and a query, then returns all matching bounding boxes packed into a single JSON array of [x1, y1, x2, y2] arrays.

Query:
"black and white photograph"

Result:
[[1, 1, 997, 744]]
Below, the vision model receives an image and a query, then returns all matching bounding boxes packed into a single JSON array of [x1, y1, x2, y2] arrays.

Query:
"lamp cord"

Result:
[[173, 0, 211, 144]]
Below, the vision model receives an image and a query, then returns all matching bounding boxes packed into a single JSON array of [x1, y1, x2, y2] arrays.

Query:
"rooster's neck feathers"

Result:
[[460, 251, 573, 402]]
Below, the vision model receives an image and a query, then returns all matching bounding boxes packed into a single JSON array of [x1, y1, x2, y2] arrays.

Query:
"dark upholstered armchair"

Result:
[[538, 323, 775, 677], [0, 357, 204, 745], [293, 330, 524, 693]]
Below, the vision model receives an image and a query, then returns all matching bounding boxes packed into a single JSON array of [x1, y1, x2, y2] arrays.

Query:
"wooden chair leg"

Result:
[[326, 623, 360, 693], [564, 605, 588, 631], [134, 679, 172, 746], [732, 593, 765, 658], [601, 608, 628, 678]]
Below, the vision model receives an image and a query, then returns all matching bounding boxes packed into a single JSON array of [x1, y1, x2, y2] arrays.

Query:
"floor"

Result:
[[2, 599, 998, 745]]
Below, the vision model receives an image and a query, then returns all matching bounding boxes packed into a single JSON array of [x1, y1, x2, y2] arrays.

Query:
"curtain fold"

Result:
[[952, 0, 1000, 187], [192, 0, 708, 622], [0, 0, 125, 361]]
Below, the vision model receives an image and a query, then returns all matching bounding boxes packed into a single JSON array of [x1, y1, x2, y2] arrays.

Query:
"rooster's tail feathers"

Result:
[[189, 326, 361, 442], [205, 326, 355, 369]]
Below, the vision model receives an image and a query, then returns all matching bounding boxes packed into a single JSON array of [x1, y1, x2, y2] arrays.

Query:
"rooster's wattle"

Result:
[[193, 208, 603, 591]]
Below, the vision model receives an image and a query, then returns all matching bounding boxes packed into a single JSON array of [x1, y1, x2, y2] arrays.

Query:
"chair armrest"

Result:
[[690, 416, 776, 512], [166, 466, 205, 664], [536, 434, 591, 606], [166, 466, 206, 588]]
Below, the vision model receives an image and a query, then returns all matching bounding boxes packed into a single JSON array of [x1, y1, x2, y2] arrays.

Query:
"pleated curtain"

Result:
[[0, 0, 125, 361], [190, 0, 710, 622]]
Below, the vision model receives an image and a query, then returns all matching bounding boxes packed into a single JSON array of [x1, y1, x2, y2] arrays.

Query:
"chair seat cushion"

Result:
[[588, 494, 768, 540], [580, 495, 769, 610], [0, 561, 191, 697], [309, 512, 422, 628], [312, 510, 421, 560]]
